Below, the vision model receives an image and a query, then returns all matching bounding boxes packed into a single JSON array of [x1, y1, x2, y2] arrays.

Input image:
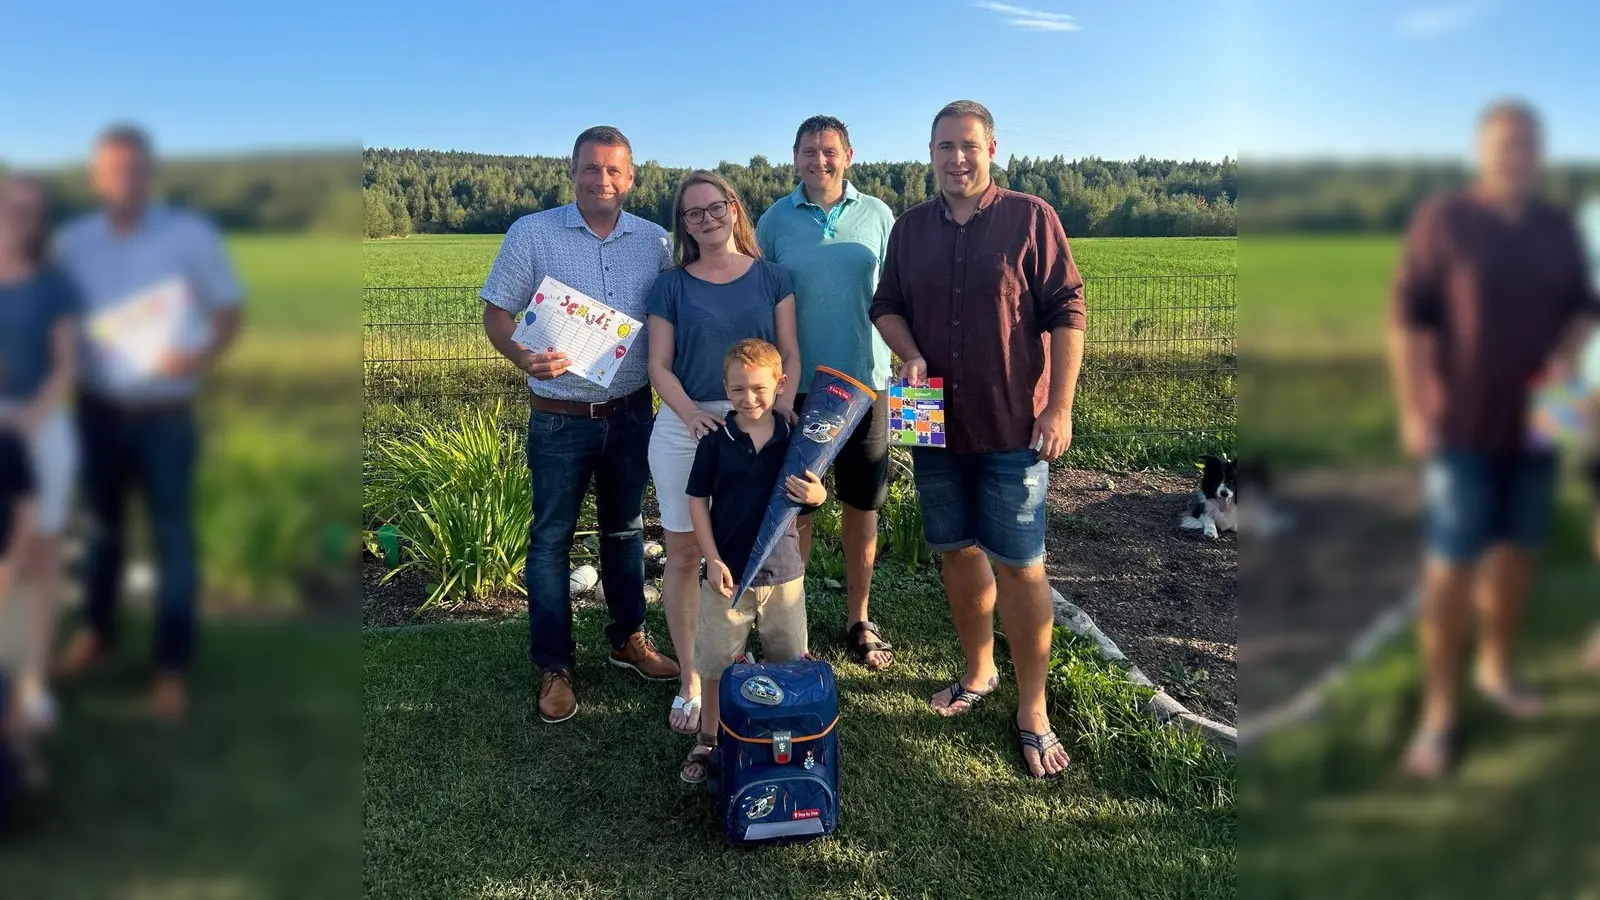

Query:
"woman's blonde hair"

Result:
[[671, 170, 760, 267]]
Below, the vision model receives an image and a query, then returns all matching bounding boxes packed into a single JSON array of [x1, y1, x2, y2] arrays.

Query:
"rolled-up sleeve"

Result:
[[868, 219, 908, 323], [481, 218, 535, 315], [190, 217, 245, 311], [1033, 206, 1085, 333], [1392, 199, 1445, 330], [1561, 216, 1600, 318]]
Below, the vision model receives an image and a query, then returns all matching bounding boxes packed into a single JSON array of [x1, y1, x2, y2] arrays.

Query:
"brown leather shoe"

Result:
[[53, 628, 107, 680], [608, 631, 680, 682], [538, 669, 577, 724], [148, 673, 189, 723]]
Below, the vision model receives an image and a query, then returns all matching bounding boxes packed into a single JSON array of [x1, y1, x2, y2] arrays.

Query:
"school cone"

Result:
[[732, 366, 877, 606]]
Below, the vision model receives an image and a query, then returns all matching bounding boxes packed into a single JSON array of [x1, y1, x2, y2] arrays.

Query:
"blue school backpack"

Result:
[[710, 659, 841, 846]]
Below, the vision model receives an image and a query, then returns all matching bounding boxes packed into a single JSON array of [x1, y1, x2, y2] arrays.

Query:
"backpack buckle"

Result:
[[772, 730, 792, 764]]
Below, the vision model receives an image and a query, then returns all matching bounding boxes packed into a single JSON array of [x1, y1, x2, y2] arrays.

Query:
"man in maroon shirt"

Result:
[[1389, 100, 1600, 779], [870, 100, 1086, 780]]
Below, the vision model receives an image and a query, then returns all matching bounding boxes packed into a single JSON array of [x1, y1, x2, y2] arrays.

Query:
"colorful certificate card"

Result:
[[510, 275, 642, 389], [888, 378, 947, 447], [85, 276, 210, 391]]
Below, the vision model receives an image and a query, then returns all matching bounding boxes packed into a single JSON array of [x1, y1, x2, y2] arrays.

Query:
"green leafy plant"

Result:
[[364, 401, 531, 609]]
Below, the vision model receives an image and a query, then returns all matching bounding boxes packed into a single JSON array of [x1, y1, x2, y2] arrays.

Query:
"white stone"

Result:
[[568, 564, 599, 595]]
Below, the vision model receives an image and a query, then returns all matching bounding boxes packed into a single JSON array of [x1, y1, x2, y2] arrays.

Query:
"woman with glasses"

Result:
[[0, 172, 83, 771], [645, 170, 800, 736]]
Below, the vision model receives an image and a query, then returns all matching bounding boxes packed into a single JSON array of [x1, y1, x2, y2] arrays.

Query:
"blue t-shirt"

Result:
[[0, 268, 84, 402], [647, 259, 794, 402]]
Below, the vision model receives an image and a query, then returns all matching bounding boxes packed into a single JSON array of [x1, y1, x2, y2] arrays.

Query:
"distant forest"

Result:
[[362, 148, 1238, 239], [1241, 160, 1600, 232], [19, 149, 1597, 238], [30, 152, 360, 233]]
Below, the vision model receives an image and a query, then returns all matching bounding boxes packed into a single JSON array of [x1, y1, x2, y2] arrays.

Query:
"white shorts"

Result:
[[0, 405, 79, 537], [648, 400, 733, 534]]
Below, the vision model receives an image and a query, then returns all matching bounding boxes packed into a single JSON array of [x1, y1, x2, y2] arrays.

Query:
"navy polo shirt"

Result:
[[685, 411, 818, 587]]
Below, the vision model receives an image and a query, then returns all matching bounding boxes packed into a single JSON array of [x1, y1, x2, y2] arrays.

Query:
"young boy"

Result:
[[678, 339, 826, 785]]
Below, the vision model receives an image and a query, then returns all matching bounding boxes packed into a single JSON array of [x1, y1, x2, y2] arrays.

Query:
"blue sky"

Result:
[[2, 0, 1594, 168]]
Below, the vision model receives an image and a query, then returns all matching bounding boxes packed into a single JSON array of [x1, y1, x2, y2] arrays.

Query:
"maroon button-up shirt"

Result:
[[1393, 190, 1600, 457], [869, 182, 1087, 454]]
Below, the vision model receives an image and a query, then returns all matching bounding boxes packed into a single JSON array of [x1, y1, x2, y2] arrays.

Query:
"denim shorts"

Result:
[[1423, 450, 1559, 564], [910, 447, 1050, 568]]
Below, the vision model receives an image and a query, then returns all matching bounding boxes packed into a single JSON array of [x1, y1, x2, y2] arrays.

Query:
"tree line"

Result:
[[25, 152, 361, 233], [22, 150, 1595, 238], [363, 148, 1239, 239], [1242, 160, 1600, 232]]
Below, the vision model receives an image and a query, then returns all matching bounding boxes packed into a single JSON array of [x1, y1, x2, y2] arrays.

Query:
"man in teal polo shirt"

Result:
[[756, 116, 898, 671]]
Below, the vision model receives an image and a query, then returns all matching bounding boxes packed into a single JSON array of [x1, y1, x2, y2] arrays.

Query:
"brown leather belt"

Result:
[[528, 386, 652, 419]]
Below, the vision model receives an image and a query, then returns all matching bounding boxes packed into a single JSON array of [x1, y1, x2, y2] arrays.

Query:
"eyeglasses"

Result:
[[681, 199, 733, 225]]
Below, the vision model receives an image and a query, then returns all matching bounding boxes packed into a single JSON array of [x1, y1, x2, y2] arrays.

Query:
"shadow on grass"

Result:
[[0, 619, 361, 899], [364, 566, 1234, 900], [1240, 563, 1600, 899]]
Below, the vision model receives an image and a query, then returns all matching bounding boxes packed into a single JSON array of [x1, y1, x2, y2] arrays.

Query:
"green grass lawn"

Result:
[[364, 234, 1236, 287], [363, 561, 1234, 900], [1240, 560, 1600, 898], [0, 620, 360, 898]]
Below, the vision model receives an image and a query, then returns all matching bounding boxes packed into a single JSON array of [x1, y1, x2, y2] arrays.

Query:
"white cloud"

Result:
[[1396, 2, 1491, 37], [973, 2, 1080, 32]]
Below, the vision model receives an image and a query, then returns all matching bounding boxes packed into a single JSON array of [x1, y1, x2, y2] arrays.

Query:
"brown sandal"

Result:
[[680, 736, 717, 786]]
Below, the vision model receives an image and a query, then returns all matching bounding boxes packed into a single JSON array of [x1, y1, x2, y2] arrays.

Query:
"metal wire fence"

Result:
[[363, 275, 1235, 461]]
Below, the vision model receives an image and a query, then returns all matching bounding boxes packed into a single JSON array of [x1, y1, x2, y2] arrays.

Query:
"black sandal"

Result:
[[1016, 726, 1069, 780], [846, 620, 895, 670], [930, 675, 998, 716]]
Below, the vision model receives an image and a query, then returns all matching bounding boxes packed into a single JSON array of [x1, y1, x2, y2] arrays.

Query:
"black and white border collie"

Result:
[[1181, 455, 1237, 539]]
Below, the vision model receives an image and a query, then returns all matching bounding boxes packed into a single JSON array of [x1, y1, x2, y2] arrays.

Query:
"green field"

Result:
[[199, 234, 360, 607], [363, 235, 1238, 470], [364, 234, 1237, 287], [1237, 234, 1409, 467]]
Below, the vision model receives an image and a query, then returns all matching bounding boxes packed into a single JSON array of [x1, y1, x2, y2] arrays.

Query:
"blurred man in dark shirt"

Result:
[[1389, 100, 1600, 778]]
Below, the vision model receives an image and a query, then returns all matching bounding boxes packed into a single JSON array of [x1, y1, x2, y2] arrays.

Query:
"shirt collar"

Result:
[[95, 203, 167, 238], [790, 180, 860, 209], [721, 410, 790, 447], [563, 202, 635, 239], [938, 180, 1002, 222]]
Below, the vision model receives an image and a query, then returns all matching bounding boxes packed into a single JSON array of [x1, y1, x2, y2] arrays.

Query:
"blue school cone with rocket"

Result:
[[732, 366, 877, 606]]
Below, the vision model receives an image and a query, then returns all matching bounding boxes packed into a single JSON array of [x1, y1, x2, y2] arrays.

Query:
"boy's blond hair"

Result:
[[723, 339, 782, 381]]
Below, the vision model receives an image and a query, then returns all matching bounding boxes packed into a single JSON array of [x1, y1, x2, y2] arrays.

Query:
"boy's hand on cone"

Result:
[[786, 470, 826, 507]]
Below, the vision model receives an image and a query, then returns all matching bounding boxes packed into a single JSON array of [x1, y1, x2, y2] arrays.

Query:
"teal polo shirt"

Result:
[[756, 181, 894, 391]]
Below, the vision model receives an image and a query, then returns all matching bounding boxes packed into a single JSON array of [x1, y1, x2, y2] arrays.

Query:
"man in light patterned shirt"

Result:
[[52, 125, 245, 722], [482, 126, 680, 724]]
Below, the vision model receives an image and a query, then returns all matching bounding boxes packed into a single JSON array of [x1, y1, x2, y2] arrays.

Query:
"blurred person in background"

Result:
[[0, 172, 82, 743], [1, 412, 41, 793], [1388, 100, 1600, 779], [50, 125, 245, 722]]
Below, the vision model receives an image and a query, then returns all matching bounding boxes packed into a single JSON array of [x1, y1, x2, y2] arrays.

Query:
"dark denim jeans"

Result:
[[526, 395, 654, 673], [76, 392, 201, 673]]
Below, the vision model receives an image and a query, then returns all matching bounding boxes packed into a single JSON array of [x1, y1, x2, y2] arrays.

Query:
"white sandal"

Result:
[[668, 694, 702, 734]]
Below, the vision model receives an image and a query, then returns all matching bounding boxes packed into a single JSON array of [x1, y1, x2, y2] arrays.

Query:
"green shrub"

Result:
[[364, 401, 531, 608]]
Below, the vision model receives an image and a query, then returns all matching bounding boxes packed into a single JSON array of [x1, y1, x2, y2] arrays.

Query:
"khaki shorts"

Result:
[[694, 577, 807, 680]]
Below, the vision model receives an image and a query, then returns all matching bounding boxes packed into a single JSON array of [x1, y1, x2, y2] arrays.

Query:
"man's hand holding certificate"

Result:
[[86, 276, 212, 390]]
